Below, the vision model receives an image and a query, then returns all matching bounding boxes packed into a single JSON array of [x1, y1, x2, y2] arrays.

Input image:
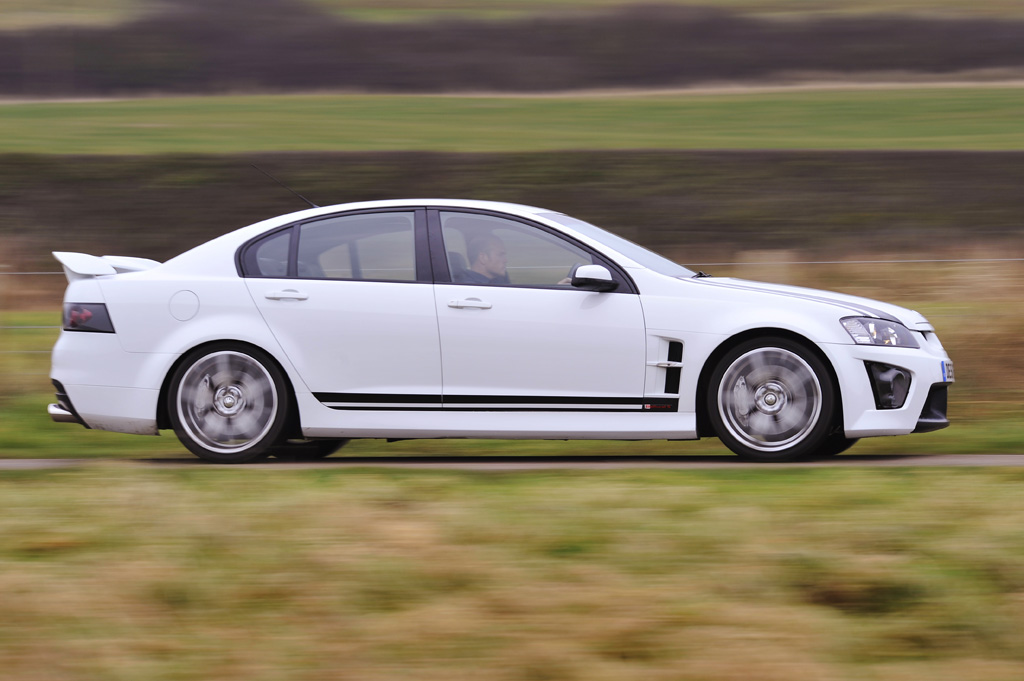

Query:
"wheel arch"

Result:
[[156, 339, 302, 438], [694, 327, 844, 438]]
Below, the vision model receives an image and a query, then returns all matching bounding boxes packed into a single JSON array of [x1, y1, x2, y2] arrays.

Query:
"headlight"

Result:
[[841, 317, 918, 348]]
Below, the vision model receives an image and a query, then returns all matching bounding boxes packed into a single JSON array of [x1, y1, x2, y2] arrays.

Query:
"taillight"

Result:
[[62, 303, 115, 333]]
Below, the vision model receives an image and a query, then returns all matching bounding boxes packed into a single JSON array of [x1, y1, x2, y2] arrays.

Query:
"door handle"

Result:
[[448, 298, 492, 309], [265, 289, 309, 301]]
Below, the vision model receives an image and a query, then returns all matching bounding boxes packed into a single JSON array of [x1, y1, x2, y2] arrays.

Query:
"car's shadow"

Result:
[[140, 454, 934, 467]]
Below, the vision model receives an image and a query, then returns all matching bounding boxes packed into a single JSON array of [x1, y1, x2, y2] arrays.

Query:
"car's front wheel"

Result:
[[168, 344, 289, 463], [708, 337, 835, 462]]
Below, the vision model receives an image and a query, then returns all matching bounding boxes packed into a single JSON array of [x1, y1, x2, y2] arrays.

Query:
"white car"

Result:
[[49, 199, 953, 463]]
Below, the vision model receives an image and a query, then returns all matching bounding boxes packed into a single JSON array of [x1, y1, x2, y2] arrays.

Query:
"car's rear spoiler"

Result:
[[53, 252, 161, 282]]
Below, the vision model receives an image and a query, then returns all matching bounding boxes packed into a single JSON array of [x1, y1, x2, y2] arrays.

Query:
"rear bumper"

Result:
[[49, 380, 89, 428], [48, 403, 80, 424], [50, 330, 171, 435], [47, 384, 160, 435]]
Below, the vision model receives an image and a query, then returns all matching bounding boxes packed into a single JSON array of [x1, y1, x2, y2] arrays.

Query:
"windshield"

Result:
[[539, 213, 695, 278]]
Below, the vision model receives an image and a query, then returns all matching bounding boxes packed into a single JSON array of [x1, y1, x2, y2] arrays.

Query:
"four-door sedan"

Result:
[[49, 199, 952, 463]]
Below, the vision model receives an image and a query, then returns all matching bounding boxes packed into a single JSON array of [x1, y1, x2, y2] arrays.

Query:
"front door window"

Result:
[[440, 212, 596, 288]]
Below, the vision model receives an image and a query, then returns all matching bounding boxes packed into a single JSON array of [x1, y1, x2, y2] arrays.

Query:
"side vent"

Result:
[[664, 341, 683, 394]]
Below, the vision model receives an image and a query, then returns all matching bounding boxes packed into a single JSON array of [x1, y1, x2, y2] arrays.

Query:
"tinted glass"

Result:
[[440, 212, 594, 287], [250, 229, 291, 278], [297, 212, 416, 281]]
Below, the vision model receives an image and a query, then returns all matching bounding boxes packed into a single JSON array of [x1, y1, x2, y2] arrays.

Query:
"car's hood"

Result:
[[690, 277, 933, 330]]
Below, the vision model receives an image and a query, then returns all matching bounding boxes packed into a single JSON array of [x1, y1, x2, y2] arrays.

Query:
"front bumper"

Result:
[[914, 384, 949, 433], [820, 335, 952, 439]]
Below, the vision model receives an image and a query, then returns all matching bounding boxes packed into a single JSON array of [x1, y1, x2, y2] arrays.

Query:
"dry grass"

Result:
[[1, 466, 1023, 680]]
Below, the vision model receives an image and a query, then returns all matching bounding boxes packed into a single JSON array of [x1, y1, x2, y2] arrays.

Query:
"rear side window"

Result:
[[298, 212, 417, 281], [245, 229, 291, 278], [240, 211, 420, 281]]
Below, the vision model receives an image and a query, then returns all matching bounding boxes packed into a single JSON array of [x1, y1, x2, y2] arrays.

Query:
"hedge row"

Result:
[[2, 151, 1023, 269]]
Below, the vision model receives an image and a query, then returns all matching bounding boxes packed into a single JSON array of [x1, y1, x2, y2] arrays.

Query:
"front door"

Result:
[[431, 209, 649, 411]]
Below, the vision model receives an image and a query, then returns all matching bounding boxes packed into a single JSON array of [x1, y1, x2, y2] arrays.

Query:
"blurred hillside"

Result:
[[4, 0, 1024, 95]]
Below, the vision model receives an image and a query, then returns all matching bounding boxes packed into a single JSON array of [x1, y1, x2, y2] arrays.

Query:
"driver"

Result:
[[458, 234, 508, 285]]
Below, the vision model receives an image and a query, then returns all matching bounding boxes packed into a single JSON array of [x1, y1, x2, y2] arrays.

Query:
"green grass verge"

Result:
[[3, 88, 1024, 154], [2, 466, 1024, 680], [315, 0, 1024, 21], [0, 0, 142, 30], [6, 0, 1024, 30]]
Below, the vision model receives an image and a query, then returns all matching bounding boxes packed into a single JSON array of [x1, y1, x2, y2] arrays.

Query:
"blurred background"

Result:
[[2, 3, 1024, 680], [1, 0, 1023, 452]]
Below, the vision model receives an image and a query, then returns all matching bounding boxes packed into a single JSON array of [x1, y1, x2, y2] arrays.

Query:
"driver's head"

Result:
[[467, 234, 507, 279]]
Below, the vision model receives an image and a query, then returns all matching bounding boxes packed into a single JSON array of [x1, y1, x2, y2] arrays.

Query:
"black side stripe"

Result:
[[313, 393, 678, 412], [314, 393, 442, 404]]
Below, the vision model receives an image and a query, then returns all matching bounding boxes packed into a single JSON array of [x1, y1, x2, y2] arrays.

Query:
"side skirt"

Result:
[[299, 393, 697, 440]]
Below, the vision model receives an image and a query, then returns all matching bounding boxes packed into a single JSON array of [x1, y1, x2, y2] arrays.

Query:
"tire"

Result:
[[271, 438, 350, 461], [708, 337, 836, 462], [168, 344, 290, 463]]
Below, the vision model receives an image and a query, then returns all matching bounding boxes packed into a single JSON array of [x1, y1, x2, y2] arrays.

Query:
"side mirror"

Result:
[[571, 264, 618, 292]]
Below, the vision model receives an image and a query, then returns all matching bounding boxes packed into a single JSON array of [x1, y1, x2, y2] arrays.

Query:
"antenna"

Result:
[[251, 164, 319, 209]]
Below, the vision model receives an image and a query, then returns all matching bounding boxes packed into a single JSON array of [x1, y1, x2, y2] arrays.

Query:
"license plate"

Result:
[[942, 360, 955, 383]]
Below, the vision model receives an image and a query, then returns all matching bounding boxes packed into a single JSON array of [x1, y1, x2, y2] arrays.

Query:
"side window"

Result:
[[297, 212, 416, 281], [440, 212, 595, 287], [245, 229, 291, 278]]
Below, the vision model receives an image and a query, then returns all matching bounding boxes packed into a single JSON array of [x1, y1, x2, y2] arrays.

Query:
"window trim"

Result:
[[236, 208, 431, 283], [427, 207, 637, 294]]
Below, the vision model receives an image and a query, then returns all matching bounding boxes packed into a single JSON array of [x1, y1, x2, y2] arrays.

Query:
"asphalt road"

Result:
[[2, 454, 1023, 470]]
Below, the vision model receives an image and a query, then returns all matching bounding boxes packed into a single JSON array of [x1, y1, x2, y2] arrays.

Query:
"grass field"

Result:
[[2, 465, 1024, 680], [0, 0, 142, 30], [2, 88, 1024, 154], [6, 0, 1024, 30], [310, 0, 1024, 21]]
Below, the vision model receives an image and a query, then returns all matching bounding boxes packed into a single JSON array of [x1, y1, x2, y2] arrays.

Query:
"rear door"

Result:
[[243, 208, 443, 410]]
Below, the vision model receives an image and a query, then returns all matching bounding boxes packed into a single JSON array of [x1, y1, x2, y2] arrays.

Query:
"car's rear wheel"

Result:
[[169, 344, 289, 463], [271, 438, 350, 460], [708, 337, 835, 462]]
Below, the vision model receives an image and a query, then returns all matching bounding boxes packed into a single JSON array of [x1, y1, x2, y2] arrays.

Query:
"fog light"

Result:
[[866, 362, 911, 410]]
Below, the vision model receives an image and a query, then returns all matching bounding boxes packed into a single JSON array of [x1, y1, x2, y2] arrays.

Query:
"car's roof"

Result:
[[355, 199, 551, 213], [233, 198, 558, 241], [278, 198, 553, 221]]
